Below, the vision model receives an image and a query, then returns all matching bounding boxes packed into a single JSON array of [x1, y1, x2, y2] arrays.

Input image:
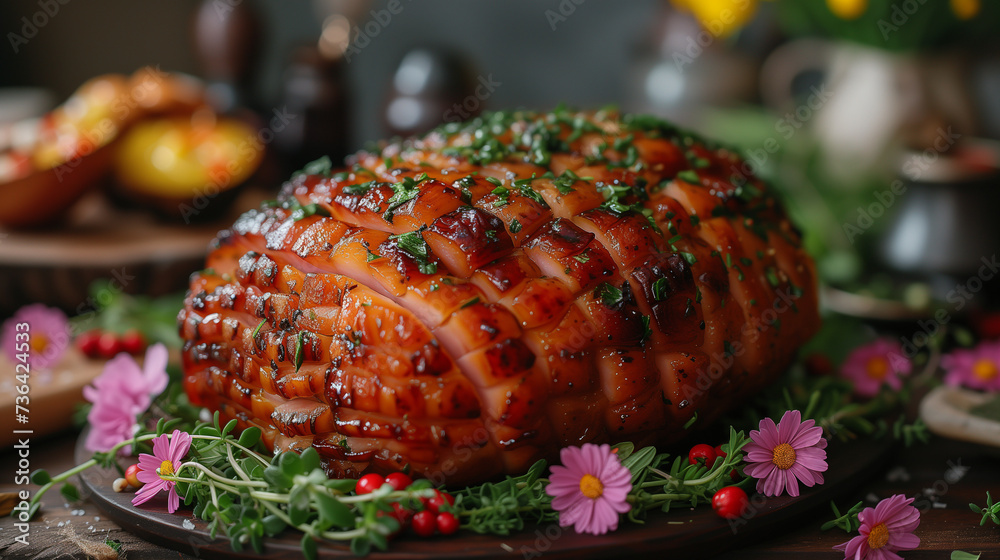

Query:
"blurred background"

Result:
[[2, 0, 1000, 328]]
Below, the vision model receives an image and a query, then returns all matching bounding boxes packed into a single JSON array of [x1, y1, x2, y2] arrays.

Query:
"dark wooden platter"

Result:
[[74, 432, 892, 559]]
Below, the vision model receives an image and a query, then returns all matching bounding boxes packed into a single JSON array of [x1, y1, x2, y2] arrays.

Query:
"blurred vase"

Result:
[[878, 139, 1000, 303], [272, 45, 351, 174], [381, 47, 481, 138], [761, 40, 978, 180], [626, 4, 781, 128]]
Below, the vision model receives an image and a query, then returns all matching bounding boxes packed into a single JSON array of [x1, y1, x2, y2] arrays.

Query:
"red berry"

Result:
[[120, 330, 146, 355], [712, 486, 749, 519], [76, 331, 102, 358], [124, 463, 142, 488], [385, 472, 413, 491], [804, 353, 833, 376], [97, 332, 122, 359], [688, 444, 717, 468], [355, 473, 385, 495], [390, 502, 411, 525], [426, 490, 455, 513], [412, 510, 436, 537], [435, 512, 459, 535]]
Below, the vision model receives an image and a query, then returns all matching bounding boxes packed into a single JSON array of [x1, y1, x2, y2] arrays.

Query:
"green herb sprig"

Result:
[[970, 492, 1000, 526]]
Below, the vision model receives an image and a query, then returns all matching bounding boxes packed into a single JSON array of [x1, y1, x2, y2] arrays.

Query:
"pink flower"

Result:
[[840, 339, 912, 397], [941, 340, 1000, 391], [84, 343, 169, 453], [743, 410, 828, 497], [132, 430, 192, 514], [544, 443, 632, 535], [1, 304, 70, 370], [834, 494, 920, 560]]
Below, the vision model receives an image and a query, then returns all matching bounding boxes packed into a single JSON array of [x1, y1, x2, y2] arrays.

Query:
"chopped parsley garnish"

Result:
[[251, 319, 267, 339], [491, 185, 510, 207], [342, 181, 375, 195], [640, 315, 652, 344], [595, 282, 624, 307], [294, 331, 304, 371], [299, 156, 333, 177], [552, 170, 592, 195], [513, 176, 547, 206], [652, 278, 669, 301], [383, 173, 429, 223], [281, 199, 331, 221], [509, 218, 522, 233], [460, 296, 480, 309], [765, 267, 780, 287], [389, 229, 437, 274], [677, 170, 700, 183]]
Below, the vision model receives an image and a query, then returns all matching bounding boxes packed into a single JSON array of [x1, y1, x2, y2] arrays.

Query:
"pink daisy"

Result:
[[84, 343, 170, 453], [941, 340, 1000, 392], [132, 430, 192, 514], [840, 339, 912, 397], [834, 494, 920, 560], [743, 409, 828, 497], [544, 443, 632, 535], [1, 304, 70, 370]]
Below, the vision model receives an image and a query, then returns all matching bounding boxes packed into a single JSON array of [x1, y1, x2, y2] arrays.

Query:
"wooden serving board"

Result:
[[74, 433, 892, 559]]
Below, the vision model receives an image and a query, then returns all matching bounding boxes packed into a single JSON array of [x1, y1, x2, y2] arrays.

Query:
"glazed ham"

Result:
[[180, 109, 819, 485]]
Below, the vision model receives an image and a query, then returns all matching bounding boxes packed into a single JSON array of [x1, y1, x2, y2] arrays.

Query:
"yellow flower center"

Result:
[[826, 0, 867, 20], [866, 357, 890, 380], [771, 443, 796, 470], [30, 334, 48, 354], [951, 0, 980, 20], [972, 359, 998, 382], [159, 460, 175, 478], [867, 522, 889, 549], [579, 474, 604, 499]]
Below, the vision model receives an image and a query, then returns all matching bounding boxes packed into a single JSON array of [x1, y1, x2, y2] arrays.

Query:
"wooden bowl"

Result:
[[0, 141, 115, 228]]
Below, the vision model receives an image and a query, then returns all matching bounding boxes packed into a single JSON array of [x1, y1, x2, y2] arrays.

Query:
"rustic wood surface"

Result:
[[2, 431, 999, 559]]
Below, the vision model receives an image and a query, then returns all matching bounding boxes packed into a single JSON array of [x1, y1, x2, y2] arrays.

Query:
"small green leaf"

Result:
[[288, 485, 311, 526], [30, 469, 52, 486], [299, 447, 321, 473], [621, 447, 656, 481], [315, 492, 354, 527], [350, 535, 371, 556], [237, 427, 261, 448], [323, 479, 357, 493], [301, 533, 319, 560], [60, 482, 81, 502], [262, 514, 287, 536], [279, 450, 303, 476], [264, 466, 292, 490], [951, 552, 981, 560], [613, 442, 635, 461]]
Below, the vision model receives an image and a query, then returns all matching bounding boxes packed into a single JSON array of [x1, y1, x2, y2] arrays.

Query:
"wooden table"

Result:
[[1, 431, 998, 559]]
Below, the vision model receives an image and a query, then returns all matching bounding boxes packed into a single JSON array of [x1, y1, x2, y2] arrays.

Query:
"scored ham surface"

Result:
[[180, 109, 820, 485]]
